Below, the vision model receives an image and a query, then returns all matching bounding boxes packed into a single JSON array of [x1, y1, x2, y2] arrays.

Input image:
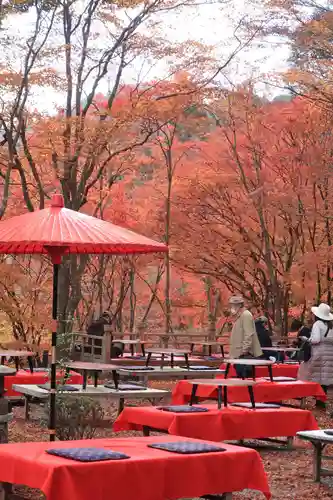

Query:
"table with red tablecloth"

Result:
[[219, 362, 299, 378], [171, 379, 326, 405], [5, 370, 83, 397], [0, 436, 271, 500], [114, 404, 318, 442]]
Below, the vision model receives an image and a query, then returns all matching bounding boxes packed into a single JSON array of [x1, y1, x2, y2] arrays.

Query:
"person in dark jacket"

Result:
[[255, 316, 281, 360]]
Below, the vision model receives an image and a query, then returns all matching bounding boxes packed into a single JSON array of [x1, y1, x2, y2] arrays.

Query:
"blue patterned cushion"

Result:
[[203, 356, 218, 361], [157, 405, 209, 413], [120, 366, 154, 371], [46, 447, 130, 461], [180, 365, 214, 370], [24, 368, 47, 373], [148, 441, 226, 454], [104, 383, 147, 391], [232, 403, 281, 409], [38, 384, 79, 392], [324, 430, 333, 436]]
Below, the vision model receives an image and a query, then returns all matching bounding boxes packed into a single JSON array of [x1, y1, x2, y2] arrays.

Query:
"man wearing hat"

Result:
[[228, 296, 263, 365]]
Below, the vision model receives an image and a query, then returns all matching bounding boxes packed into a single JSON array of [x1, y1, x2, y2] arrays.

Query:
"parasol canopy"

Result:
[[0, 194, 167, 262]]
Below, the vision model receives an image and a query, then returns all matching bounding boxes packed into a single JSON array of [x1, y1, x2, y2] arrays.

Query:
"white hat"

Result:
[[311, 303, 333, 321], [229, 295, 244, 305]]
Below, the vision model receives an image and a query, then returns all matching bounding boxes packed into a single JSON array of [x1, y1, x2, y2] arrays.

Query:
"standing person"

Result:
[[229, 296, 263, 377], [298, 303, 333, 409]]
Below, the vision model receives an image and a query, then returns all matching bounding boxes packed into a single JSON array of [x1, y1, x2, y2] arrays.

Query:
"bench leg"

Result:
[[25, 395, 30, 421], [314, 442, 324, 482], [286, 436, 293, 449], [143, 426, 150, 436], [0, 483, 12, 500]]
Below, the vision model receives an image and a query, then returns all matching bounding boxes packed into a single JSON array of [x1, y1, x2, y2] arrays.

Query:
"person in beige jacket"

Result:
[[229, 295, 263, 359]]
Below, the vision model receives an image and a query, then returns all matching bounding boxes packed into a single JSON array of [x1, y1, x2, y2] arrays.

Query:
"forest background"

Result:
[[0, 0, 331, 345]]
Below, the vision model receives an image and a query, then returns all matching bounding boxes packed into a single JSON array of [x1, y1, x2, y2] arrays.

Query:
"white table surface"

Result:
[[188, 378, 257, 387], [297, 429, 333, 442], [224, 359, 274, 366]]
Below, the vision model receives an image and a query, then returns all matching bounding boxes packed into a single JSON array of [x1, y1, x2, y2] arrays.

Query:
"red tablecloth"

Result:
[[219, 363, 299, 378], [114, 404, 318, 441], [171, 379, 326, 405], [0, 436, 271, 500], [5, 370, 83, 397]]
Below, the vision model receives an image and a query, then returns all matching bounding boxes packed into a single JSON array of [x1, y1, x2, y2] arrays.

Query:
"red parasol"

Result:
[[0, 194, 167, 440]]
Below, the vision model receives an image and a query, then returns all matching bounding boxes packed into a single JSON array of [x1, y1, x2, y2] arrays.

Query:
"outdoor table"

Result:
[[262, 347, 301, 363], [297, 430, 333, 482], [223, 358, 274, 381], [190, 341, 225, 357], [219, 362, 299, 379], [114, 404, 318, 449], [65, 361, 119, 389], [145, 347, 191, 369], [171, 379, 326, 407], [4, 369, 83, 398], [112, 339, 146, 357], [117, 366, 225, 384], [0, 350, 34, 374], [0, 435, 271, 500], [13, 384, 170, 419], [188, 379, 257, 409]]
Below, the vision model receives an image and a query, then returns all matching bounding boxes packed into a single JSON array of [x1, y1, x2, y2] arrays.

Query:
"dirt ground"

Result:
[[5, 384, 333, 500]]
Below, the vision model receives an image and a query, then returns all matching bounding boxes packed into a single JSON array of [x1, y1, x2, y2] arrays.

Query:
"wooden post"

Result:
[[102, 325, 112, 363]]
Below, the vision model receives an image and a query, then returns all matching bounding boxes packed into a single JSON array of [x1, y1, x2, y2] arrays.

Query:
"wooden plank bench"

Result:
[[13, 384, 170, 420], [297, 429, 333, 482]]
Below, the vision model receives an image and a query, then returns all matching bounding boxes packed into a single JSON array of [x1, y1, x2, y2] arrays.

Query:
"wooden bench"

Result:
[[143, 331, 227, 352], [13, 383, 170, 420], [297, 430, 333, 482]]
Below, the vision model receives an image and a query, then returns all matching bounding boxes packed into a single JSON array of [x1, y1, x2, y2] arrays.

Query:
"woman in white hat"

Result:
[[298, 302, 333, 408]]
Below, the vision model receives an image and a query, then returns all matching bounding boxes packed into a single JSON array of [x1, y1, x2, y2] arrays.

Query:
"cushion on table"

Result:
[[157, 405, 209, 413], [148, 441, 226, 454], [24, 368, 48, 373], [231, 403, 281, 409], [203, 356, 219, 361], [120, 366, 155, 371], [104, 383, 147, 391], [261, 376, 296, 382], [324, 430, 333, 436], [46, 447, 130, 461], [180, 365, 214, 370], [38, 384, 79, 392]]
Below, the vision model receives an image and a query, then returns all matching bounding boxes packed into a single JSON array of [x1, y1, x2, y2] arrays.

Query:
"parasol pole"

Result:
[[49, 262, 59, 442]]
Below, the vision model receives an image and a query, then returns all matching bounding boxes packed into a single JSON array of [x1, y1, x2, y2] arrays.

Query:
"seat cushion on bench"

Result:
[[46, 447, 130, 462]]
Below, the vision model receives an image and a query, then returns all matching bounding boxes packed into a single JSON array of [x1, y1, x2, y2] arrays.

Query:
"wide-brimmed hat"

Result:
[[311, 303, 333, 321], [229, 295, 244, 305]]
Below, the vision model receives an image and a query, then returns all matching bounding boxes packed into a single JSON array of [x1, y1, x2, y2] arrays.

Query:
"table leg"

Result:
[[0, 357, 4, 365], [141, 344, 145, 357], [217, 386, 223, 409], [27, 356, 34, 374], [224, 363, 230, 379], [252, 366, 256, 381], [223, 386, 228, 407], [184, 353, 189, 370], [117, 398, 124, 416], [313, 442, 324, 482], [0, 483, 11, 500], [143, 426, 150, 436], [14, 357, 19, 372], [94, 371, 98, 388], [83, 370, 87, 389], [112, 370, 119, 390], [146, 353, 152, 367], [171, 353, 174, 369], [190, 343, 194, 354], [209, 345, 212, 357], [220, 345, 225, 357], [189, 384, 198, 406], [268, 364, 273, 382], [161, 353, 165, 369], [248, 386, 256, 408]]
